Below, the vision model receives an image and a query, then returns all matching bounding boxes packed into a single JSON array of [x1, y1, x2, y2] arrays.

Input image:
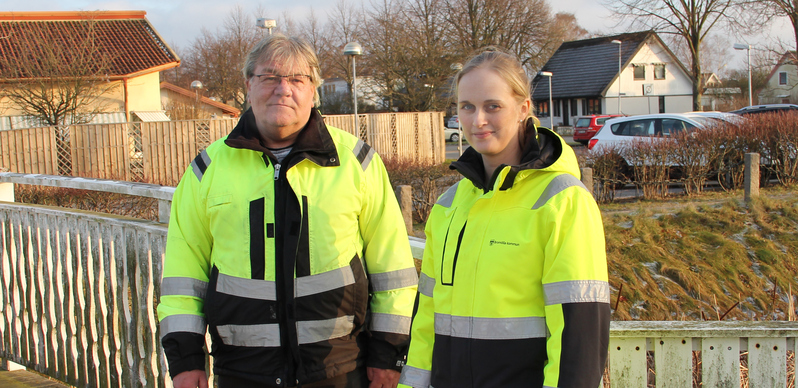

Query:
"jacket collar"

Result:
[[449, 121, 563, 192], [225, 107, 340, 167]]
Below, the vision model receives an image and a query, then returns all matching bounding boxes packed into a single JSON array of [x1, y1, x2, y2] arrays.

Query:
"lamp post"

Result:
[[256, 18, 276, 35], [611, 40, 622, 114], [734, 43, 753, 106], [190, 80, 203, 118], [344, 42, 363, 134], [450, 62, 464, 155], [539, 72, 554, 129]]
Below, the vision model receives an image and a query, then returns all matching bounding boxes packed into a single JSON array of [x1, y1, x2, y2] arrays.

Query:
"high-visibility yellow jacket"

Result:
[[157, 108, 418, 387], [399, 125, 610, 388]]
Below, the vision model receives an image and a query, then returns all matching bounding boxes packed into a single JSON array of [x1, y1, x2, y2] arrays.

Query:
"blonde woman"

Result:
[[399, 49, 610, 388]]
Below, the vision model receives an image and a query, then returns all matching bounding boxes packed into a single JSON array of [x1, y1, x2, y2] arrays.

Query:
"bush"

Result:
[[14, 184, 159, 220], [383, 157, 460, 225]]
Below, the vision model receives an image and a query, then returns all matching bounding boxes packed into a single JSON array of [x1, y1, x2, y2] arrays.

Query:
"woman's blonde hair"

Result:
[[242, 33, 323, 106], [454, 48, 538, 144]]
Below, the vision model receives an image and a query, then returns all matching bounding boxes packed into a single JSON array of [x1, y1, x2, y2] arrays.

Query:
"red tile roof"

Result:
[[160, 82, 241, 117], [0, 11, 179, 79]]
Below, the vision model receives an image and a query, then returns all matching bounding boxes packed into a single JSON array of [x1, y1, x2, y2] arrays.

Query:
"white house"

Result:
[[532, 31, 694, 127], [320, 77, 385, 111], [758, 51, 797, 105]]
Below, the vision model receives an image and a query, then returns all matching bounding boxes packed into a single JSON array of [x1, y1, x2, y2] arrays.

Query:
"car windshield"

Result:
[[575, 118, 591, 127], [682, 116, 712, 127]]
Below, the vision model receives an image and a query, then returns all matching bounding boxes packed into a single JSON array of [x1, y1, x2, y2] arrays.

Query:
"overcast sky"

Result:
[[2, 0, 793, 72]]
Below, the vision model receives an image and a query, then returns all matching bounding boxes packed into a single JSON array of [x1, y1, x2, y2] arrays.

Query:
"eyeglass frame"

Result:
[[251, 73, 314, 89]]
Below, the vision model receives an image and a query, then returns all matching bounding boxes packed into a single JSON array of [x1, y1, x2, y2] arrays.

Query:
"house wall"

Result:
[[604, 41, 694, 115], [126, 72, 162, 113], [758, 61, 797, 104], [0, 72, 164, 121]]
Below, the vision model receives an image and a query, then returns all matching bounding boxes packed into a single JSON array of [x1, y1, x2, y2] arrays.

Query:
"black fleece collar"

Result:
[[449, 122, 563, 191], [225, 108, 340, 167]]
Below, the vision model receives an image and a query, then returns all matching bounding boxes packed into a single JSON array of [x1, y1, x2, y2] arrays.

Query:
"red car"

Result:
[[572, 115, 623, 145]]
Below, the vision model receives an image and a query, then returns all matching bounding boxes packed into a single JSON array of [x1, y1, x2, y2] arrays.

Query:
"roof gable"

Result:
[[763, 51, 797, 86], [160, 82, 241, 117], [0, 11, 179, 79], [531, 31, 687, 100]]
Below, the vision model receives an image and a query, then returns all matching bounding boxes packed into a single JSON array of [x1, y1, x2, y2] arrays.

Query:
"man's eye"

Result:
[[264, 76, 279, 83]]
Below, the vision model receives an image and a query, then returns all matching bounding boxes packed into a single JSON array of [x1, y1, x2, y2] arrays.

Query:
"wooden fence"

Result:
[[0, 112, 446, 186]]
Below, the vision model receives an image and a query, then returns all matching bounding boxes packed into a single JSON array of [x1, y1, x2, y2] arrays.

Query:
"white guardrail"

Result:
[[0, 173, 796, 387]]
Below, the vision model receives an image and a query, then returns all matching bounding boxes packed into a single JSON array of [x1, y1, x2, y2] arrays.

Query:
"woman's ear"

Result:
[[520, 98, 532, 120]]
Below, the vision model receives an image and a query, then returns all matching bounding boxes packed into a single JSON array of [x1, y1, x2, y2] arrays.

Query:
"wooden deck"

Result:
[[0, 370, 72, 388]]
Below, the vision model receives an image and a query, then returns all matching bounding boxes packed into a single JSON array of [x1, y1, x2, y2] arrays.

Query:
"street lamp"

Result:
[[190, 80, 203, 102], [734, 43, 753, 106], [256, 18, 276, 35], [344, 42, 363, 134], [539, 71, 554, 129], [450, 62, 464, 156], [190, 80, 203, 118], [611, 40, 622, 114]]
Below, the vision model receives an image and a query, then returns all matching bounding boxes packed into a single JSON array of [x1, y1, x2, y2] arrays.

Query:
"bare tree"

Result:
[[758, 0, 798, 55], [0, 20, 119, 126], [181, 6, 261, 110], [442, 0, 552, 73], [605, 0, 756, 110]]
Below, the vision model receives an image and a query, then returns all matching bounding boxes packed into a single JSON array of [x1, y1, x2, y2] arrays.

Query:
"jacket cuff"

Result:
[[161, 332, 207, 379], [368, 334, 408, 371]]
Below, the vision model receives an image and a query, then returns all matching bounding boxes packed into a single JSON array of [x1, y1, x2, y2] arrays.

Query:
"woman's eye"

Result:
[[487, 104, 501, 111], [460, 104, 474, 111]]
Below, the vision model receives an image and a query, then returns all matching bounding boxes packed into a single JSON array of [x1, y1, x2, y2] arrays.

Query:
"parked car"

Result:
[[446, 115, 459, 128], [684, 111, 745, 125], [572, 114, 623, 145], [444, 126, 461, 142], [729, 104, 798, 116]]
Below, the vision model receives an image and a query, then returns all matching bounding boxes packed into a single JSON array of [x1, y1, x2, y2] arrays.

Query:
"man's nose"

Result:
[[273, 77, 292, 95]]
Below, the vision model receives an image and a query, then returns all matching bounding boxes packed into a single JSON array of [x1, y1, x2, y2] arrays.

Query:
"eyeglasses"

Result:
[[252, 73, 313, 89]]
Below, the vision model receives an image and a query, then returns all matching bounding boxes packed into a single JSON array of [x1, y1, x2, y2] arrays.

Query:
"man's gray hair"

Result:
[[242, 34, 323, 106]]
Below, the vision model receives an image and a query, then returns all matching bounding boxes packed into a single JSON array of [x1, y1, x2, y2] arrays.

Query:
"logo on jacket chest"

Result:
[[489, 239, 520, 247]]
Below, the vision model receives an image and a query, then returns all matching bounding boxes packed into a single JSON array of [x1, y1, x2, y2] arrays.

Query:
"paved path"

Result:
[[0, 370, 71, 388]]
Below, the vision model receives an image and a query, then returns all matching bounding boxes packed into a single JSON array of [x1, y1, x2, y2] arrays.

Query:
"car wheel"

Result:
[[450, 133, 460, 142]]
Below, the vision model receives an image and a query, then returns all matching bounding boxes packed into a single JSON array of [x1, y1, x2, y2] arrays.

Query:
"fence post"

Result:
[[0, 182, 14, 202], [158, 199, 172, 224], [744, 152, 760, 202], [395, 185, 413, 236], [580, 167, 594, 198]]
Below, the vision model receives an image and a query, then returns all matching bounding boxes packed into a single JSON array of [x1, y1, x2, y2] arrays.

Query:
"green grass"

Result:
[[604, 185, 798, 321]]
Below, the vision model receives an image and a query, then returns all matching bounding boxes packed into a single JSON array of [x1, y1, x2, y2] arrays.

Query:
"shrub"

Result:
[[383, 157, 460, 225]]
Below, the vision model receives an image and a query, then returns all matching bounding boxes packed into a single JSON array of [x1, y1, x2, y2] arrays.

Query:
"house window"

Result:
[[583, 98, 601, 115], [659, 96, 665, 113], [780, 72, 788, 85], [537, 101, 549, 117], [654, 64, 666, 80], [570, 99, 578, 116], [634, 64, 646, 80], [553, 100, 560, 117]]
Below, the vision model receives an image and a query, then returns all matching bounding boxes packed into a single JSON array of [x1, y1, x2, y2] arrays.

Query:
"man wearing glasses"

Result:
[[158, 34, 417, 388]]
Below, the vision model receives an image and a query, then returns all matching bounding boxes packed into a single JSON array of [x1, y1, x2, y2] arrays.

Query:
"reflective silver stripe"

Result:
[[531, 173, 588, 210], [295, 266, 355, 298], [399, 365, 431, 388], [297, 315, 354, 344], [161, 277, 208, 299], [544, 280, 611, 305], [435, 181, 459, 207], [418, 272, 435, 298], [159, 314, 206, 339], [434, 313, 547, 340], [216, 323, 281, 347], [360, 146, 375, 171], [190, 150, 211, 182], [370, 267, 418, 292], [371, 313, 411, 335], [217, 273, 277, 301]]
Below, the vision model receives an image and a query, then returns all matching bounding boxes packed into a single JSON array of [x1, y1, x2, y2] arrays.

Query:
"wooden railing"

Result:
[[0, 112, 446, 187], [0, 174, 796, 387]]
